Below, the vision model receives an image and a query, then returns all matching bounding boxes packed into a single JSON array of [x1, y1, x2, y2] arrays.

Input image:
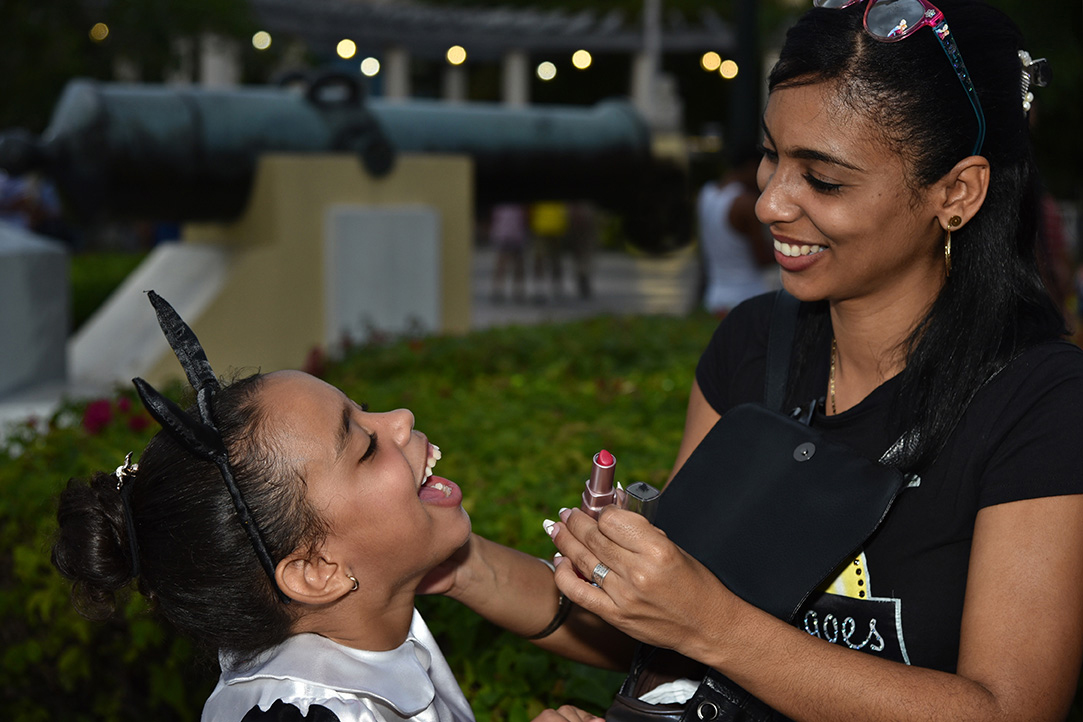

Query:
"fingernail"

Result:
[[542, 519, 557, 538], [617, 480, 624, 491], [553, 554, 565, 567], [559, 507, 572, 522]]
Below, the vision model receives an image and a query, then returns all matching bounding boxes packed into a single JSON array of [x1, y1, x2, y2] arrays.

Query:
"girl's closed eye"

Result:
[[360, 432, 378, 463]]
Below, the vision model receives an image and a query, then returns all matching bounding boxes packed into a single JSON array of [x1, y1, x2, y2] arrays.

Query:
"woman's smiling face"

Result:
[[755, 81, 946, 307], [260, 370, 471, 589]]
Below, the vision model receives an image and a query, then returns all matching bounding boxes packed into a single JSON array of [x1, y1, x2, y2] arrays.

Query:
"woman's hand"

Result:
[[415, 534, 475, 596], [530, 704, 604, 721], [548, 506, 736, 658]]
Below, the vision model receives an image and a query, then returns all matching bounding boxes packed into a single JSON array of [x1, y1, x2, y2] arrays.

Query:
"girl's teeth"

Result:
[[432, 445, 442, 460], [429, 481, 452, 498]]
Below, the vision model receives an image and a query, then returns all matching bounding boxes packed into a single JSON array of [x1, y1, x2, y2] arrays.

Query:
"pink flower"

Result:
[[127, 414, 150, 432], [117, 397, 132, 413], [82, 400, 113, 435]]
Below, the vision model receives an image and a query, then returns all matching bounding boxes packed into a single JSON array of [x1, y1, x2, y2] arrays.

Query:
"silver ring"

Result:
[[591, 562, 610, 587]]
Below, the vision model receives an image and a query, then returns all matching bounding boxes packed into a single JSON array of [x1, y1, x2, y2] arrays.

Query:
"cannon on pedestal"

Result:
[[0, 76, 687, 249]]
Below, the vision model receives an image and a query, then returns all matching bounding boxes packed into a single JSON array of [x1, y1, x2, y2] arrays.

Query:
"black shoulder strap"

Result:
[[763, 289, 800, 412]]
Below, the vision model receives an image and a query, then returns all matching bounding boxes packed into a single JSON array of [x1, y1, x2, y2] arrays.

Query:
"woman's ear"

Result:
[[276, 552, 354, 605], [936, 155, 990, 230]]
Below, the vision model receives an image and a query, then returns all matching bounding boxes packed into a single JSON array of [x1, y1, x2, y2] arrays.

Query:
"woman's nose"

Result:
[[755, 164, 798, 226]]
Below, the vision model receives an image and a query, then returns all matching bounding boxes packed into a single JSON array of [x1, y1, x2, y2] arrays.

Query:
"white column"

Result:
[[384, 46, 411, 102], [631, 0, 663, 128], [442, 65, 467, 102], [501, 50, 530, 107], [200, 33, 241, 87]]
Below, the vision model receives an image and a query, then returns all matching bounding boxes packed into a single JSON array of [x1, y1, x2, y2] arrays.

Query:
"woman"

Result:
[[53, 293, 477, 721], [435, 1, 1083, 719]]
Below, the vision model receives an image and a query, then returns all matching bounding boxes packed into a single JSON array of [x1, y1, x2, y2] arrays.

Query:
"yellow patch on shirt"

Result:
[[820, 550, 870, 600]]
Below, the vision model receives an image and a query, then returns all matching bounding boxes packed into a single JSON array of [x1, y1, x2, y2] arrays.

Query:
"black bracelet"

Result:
[[524, 557, 573, 640]]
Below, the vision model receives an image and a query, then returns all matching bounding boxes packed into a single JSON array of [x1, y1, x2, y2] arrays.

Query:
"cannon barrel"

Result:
[[0, 78, 670, 228]]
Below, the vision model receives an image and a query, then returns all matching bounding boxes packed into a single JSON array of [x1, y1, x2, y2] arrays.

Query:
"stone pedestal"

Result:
[[0, 224, 68, 398]]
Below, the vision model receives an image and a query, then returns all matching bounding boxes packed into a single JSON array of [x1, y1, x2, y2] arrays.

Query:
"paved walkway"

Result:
[[0, 246, 702, 435], [471, 244, 700, 328]]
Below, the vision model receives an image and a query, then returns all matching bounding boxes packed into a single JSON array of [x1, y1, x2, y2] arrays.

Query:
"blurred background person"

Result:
[[488, 202, 530, 304], [697, 145, 774, 316], [530, 200, 569, 303]]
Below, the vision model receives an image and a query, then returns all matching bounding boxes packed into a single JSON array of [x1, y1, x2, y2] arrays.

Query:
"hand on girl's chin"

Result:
[[414, 532, 473, 596]]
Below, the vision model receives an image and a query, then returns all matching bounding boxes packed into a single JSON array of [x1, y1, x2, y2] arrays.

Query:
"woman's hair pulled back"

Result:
[[52, 373, 328, 664], [770, 0, 1063, 471]]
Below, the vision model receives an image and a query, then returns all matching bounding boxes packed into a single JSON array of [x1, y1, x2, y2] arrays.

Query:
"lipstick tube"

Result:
[[581, 449, 616, 518]]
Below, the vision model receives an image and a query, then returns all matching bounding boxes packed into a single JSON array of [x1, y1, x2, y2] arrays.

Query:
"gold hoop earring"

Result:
[[944, 230, 952, 277], [347, 574, 359, 592]]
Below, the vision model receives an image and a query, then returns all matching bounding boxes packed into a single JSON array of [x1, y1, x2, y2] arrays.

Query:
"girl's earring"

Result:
[[347, 574, 359, 592]]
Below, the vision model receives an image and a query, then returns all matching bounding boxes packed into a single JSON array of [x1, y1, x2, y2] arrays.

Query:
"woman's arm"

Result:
[[549, 493, 1083, 722], [666, 380, 720, 485], [419, 533, 636, 669]]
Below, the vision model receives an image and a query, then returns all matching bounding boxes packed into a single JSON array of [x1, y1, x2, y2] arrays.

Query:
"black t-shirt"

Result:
[[695, 292, 1083, 672]]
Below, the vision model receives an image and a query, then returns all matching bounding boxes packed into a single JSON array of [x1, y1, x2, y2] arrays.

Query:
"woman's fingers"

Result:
[[546, 505, 734, 654], [530, 705, 603, 722]]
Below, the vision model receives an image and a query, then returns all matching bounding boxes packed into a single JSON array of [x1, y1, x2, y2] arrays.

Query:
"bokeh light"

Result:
[[337, 39, 357, 59], [700, 51, 721, 72], [536, 61, 557, 81], [572, 49, 592, 70], [89, 23, 109, 42], [446, 45, 467, 65], [252, 31, 272, 50], [360, 57, 381, 77], [719, 59, 739, 79]]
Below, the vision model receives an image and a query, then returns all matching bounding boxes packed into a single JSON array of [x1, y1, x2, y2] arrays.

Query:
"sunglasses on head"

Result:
[[814, 0, 986, 156]]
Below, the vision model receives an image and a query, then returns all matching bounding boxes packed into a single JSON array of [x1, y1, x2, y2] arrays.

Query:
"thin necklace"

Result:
[[829, 338, 838, 415]]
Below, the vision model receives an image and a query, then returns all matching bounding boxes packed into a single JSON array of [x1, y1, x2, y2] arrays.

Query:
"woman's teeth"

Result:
[[424, 444, 442, 479], [775, 240, 826, 257]]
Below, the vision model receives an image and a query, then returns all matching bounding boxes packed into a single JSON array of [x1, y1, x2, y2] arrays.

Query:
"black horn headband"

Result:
[[133, 291, 291, 603]]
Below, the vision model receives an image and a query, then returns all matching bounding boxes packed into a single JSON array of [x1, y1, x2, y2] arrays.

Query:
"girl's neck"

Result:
[[296, 589, 417, 652]]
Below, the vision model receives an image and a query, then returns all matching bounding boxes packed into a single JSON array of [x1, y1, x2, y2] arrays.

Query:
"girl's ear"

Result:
[[936, 155, 990, 231], [276, 552, 354, 605]]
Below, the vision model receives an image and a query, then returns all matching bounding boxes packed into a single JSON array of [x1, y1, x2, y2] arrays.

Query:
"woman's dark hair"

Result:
[[771, 0, 1064, 472], [52, 373, 329, 664]]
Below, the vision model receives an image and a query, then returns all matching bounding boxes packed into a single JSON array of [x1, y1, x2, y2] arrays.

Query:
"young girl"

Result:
[[52, 292, 478, 721]]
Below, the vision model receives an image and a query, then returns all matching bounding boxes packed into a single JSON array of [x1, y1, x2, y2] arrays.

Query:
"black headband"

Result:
[[133, 291, 291, 603]]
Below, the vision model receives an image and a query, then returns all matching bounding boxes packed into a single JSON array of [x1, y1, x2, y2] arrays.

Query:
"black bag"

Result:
[[604, 291, 910, 721]]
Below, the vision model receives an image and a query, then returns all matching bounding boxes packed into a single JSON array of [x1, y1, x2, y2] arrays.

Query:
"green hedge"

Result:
[[0, 313, 718, 721], [68, 252, 147, 332]]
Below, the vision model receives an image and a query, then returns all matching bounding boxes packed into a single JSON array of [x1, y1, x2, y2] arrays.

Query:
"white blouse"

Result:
[[202, 609, 476, 722]]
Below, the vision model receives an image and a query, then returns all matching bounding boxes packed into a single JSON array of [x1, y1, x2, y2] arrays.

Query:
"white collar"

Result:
[[218, 609, 437, 716]]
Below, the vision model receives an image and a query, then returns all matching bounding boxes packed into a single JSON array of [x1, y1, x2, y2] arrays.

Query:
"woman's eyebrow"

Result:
[[791, 147, 864, 172], [760, 117, 865, 172]]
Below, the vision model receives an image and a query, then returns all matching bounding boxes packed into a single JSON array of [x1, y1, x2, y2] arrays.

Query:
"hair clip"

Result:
[[114, 451, 139, 491], [1018, 50, 1050, 114]]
